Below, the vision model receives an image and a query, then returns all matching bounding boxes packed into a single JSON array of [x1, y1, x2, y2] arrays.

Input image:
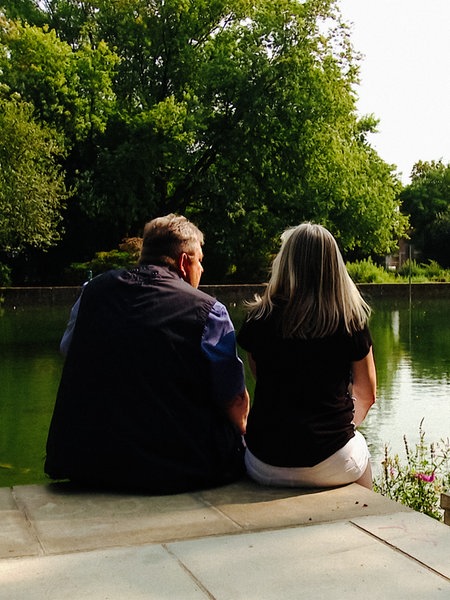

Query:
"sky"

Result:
[[338, 0, 450, 183]]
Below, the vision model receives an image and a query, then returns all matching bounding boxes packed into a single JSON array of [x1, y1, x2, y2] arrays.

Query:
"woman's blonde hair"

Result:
[[248, 222, 370, 338]]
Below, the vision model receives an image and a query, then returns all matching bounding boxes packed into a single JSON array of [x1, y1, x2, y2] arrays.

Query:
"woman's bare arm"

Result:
[[351, 347, 377, 427]]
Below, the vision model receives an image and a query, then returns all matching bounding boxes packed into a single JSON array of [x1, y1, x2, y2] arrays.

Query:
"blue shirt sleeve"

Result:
[[201, 301, 245, 406]]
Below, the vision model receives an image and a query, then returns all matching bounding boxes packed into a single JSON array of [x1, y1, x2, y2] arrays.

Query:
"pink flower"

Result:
[[414, 472, 435, 482]]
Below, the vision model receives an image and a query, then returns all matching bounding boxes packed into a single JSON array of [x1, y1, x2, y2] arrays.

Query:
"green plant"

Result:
[[346, 258, 393, 283], [68, 237, 142, 281], [421, 260, 449, 281], [0, 262, 12, 287], [395, 259, 450, 282], [396, 259, 427, 281], [345, 257, 450, 284], [374, 420, 450, 521]]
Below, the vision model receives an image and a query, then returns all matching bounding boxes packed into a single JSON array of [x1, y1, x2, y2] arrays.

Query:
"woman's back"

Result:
[[238, 308, 371, 467], [238, 222, 376, 489]]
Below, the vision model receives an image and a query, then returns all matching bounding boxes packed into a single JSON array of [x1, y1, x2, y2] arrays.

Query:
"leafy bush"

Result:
[[0, 262, 12, 287], [65, 241, 450, 285], [422, 260, 448, 282], [346, 258, 450, 283], [374, 420, 450, 521], [397, 259, 427, 281], [68, 237, 142, 282], [346, 258, 393, 283], [396, 259, 450, 282]]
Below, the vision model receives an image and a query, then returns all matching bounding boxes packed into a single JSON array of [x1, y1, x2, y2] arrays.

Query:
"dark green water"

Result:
[[0, 297, 449, 487], [359, 297, 450, 463], [0, 307, 67, 487]]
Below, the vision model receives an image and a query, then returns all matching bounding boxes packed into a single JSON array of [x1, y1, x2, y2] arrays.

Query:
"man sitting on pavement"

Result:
[[45, 214, 249, 493]]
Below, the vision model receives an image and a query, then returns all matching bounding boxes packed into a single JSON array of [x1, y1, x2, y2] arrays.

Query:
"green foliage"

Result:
[[400, 160, 450, 267], [345, 258, 450, 283], [397, 259, 450, 282], [1, 2, 409, 283], [0, 262, 12, 286], [0, 93, 67, 252], [374, 421, 450, 521], [70, 250, 134, 280], [68, 237, 142, 281], [0, 17, 118, 144], [345, 258, 392, 283], [66, 240, 450, 284], [0, 0, 45, 24], [396, 259, 427, 281]]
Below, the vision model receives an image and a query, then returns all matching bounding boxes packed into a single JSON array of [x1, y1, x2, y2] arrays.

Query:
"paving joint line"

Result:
[[350, 520, 450, 583], [11, 487, 47, 556], [162, 543, 216, 600]]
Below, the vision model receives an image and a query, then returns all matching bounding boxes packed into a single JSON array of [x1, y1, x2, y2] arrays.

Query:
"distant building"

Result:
[[385, 239, 418, 271]]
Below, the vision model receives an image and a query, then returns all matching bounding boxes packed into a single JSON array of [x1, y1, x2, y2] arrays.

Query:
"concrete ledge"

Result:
[[2, 480, 450, 599], [1, 479, 410, 560]]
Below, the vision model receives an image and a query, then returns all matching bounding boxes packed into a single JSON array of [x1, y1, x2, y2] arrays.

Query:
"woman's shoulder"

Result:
[[345, 324, 372, 360], [237, 309, 280, 346]]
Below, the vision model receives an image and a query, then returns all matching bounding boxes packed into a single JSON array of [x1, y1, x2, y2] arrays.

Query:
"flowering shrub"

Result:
[[374, 420, 450, 521]]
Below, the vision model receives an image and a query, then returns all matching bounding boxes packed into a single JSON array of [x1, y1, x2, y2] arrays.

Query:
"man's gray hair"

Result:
[[139, 214, 204, 268]]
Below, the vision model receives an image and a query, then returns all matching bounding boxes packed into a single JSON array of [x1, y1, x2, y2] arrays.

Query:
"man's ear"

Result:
[[177, 252, 189, 280]]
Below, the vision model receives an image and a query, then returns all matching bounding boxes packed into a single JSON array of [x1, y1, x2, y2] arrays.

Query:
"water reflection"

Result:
[[362, 297, 450, 471]]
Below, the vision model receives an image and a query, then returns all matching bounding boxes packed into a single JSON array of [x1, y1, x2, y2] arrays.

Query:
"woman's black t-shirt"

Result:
[[237, 311, 372, 467]]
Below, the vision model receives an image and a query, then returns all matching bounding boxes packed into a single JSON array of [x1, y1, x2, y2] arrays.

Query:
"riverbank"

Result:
[[2, 479, 450, 598], [2, 282, 450, 308]]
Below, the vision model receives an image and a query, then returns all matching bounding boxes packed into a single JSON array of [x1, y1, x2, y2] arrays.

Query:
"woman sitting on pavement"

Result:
[[237, 222, 376, 489]]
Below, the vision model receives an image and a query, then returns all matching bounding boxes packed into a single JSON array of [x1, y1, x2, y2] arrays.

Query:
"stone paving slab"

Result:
[[0, 488, 43, 559], [9, 484, 241, 556], [167, 522, 450, 600], [0, 544, 208, 600], [1, 482, 449, 599], [352, 512, 450, 579], [0, 481, 411, 560], [1, 519, 449, 600]]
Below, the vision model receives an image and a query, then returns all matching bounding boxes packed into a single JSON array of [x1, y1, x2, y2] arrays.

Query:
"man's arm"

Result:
[[201, 301, 249, 433]]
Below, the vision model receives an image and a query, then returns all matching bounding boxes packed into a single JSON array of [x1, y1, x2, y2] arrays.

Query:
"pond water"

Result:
[[356, 296, 450, 468], [0, 294, 449, 487]]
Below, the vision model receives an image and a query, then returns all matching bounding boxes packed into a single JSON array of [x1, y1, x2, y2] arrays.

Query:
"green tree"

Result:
[[3, 0, 408, 282], [400, 160, 450, 267], [0, 13, 119, 281], [0, 94, 67, 252], [0, 16, 118, 144], [0, 0, 45, 25]]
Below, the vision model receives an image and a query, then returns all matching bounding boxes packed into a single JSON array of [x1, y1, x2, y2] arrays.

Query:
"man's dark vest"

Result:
[[45, 265, 244, 493]]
